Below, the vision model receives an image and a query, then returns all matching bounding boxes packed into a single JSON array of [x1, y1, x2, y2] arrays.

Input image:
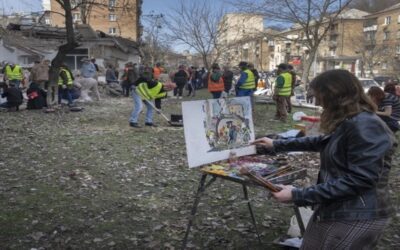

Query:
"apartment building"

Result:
[[271, 8, 368, 76], [319, 9, 368, 75], [218, 13, 267, 69], [43, 0, 142, 41], [363, 3, 400, 76]]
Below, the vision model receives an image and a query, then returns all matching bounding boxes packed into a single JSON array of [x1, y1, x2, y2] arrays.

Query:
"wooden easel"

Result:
[[182, 172, 306, 249]]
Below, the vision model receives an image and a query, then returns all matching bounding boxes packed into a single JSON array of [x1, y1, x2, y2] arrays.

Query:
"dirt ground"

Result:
[[0, 89, 399, 249]]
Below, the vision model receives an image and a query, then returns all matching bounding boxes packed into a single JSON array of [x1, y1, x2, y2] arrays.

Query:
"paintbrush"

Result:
[[239, 166, 282, 192], [265, 165, 293, 179]]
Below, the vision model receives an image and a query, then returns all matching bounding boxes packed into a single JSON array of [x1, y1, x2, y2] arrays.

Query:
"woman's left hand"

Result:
[[271, 185, 295, 203]]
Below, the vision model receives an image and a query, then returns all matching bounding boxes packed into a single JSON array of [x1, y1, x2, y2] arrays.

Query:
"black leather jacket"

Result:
[[273, 112, 397, 221]]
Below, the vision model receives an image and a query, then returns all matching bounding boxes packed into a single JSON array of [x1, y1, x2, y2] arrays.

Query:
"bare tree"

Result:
[[70, 0, 133, 25], [165, 0, 228, 69], [232, 0, 353, 83], [350, 31, 387, 77], [46, 0, 78, 108], [140, 13, 170, 66], [47, 0, 136, 108]]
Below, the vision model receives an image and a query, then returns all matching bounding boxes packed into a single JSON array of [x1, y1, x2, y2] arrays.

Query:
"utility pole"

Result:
[[142, 12, 164, 65]]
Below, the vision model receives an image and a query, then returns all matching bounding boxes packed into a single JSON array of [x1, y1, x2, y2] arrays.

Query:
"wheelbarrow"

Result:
[[144, 100, 183, 127]]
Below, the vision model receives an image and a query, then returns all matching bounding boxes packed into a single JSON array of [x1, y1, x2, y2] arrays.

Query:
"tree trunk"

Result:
[[48, 0, 79, 108], [202, 54, 209, 71], [301, 48, 317, 85], [360, 56, 366, 77]]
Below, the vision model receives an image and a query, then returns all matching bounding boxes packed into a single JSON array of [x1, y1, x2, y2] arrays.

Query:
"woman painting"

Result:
[[252, 69, 396, 249]]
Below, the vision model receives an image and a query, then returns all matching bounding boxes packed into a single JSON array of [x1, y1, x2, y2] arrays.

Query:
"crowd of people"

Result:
[[1, 59, 399, 133], [0, 58, 98, 112]]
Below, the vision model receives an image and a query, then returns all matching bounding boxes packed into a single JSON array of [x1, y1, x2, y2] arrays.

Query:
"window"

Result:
[[384, 16, 391, 25], [109, 27, 117, 34], [365, 31, 376, 40], [65, 48, 89, 71], [382, 62, 388, 70], [396, 45, 400, 54], [71, 0, 80, 9], [243, 49, 249, 60], [109, 0, 116, 8], [329, 48, 336, 56], [109, 14, 117, 21], [397, 30, 400, 39], [398, 15, 400, 23], [384, 31, 390, 40], [72, 13, 81, 22]]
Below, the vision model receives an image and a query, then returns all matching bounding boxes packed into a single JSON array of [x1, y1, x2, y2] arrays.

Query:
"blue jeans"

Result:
[[211, 92, 222, 99], [129, 88, 153, 123], [9, 80, 21, 88], [236, 89, 254, 97], [58, 88, 73, 105]]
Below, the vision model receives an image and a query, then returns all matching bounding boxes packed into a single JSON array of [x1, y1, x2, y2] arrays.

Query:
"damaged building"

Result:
[[0, 23, 142, 71]]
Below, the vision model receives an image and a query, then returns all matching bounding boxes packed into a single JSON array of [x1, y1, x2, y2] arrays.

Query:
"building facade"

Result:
[[270, 8, 368, 77], [363, 3, 400, 77], [218, 13, 266, 69], [44, 0, 142, 41]]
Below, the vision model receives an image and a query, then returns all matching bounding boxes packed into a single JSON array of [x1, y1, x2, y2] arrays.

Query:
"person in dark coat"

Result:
[[27, 82, 46, 109], [121, 62, 138, 97], [173, 65, 189, 99], [222, 66, 234, 94], [0, 82, 23, 111]]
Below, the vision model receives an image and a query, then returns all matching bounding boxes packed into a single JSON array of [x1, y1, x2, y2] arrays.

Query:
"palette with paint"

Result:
[[200, 155, 307, 186]]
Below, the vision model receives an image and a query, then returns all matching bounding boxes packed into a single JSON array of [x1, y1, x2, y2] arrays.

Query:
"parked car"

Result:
[[358, 78, 382, 93], [373, 76, 398, 86]]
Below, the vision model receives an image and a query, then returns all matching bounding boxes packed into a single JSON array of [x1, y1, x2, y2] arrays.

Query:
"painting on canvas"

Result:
[[182, 96, 256, 168]]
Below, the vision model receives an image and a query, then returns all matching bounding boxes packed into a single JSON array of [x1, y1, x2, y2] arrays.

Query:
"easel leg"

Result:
[[242, 184, 262, 244], [293, 206, 305, 236], [182, 174, 216, 249]]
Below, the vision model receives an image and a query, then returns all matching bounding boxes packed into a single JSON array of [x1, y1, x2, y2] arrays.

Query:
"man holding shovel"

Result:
[[129, 69, 175, 128]]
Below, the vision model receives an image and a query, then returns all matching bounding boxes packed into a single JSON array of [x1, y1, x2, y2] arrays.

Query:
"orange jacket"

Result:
[[208, 73, 224, 93], [153, 66, 163, 80]]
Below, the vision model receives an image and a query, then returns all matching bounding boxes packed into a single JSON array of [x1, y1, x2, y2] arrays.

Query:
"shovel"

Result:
[[144, 99, 183, 127]]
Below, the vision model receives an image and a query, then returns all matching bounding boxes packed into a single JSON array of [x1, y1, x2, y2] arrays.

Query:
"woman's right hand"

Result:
[[250, 137, 274, 148]]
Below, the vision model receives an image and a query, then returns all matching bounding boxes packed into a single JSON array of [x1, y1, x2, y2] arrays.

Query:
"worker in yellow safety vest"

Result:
[[273, 63, 292, 122], [236, 61, 255, 97], [129, 70, 176, 128], [4, 62, 24, 88], [58, 64, 75, 106]]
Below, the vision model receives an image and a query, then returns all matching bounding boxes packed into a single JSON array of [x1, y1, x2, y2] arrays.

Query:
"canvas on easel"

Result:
[[182, 96, 256, 168]]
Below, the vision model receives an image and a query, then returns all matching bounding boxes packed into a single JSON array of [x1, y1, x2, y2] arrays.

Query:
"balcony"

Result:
[[328, 40, 337, 48], [363, 25, 377, 32]]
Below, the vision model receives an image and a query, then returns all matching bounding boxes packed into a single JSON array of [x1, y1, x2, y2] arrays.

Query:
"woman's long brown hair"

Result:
[[310, 70, 377, 133]]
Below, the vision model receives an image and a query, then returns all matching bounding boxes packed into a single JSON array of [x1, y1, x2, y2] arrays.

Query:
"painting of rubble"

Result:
[[203, 98, 254, 151], [182, 97, 256, 168]]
